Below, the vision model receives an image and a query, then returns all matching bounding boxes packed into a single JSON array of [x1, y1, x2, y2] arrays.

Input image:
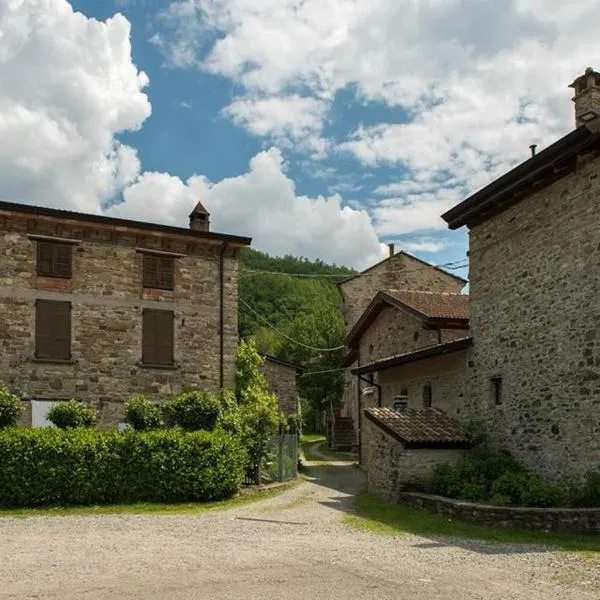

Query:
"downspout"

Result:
[[219, 242, 228, 389], [355, 373, 382, 463]]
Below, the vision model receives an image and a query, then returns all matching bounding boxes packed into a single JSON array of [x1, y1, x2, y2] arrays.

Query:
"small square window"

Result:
[[143, 254, 174, 290], [491, 376, 503, 406], [36, 241, 72, 278], [422, 384, 432, 408]]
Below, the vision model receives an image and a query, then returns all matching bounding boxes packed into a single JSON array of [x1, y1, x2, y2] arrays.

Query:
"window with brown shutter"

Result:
[[35, 300, 72, 361], [36, 241, 72, 278], [142, 309, 174, 366], [142, 254, 174, 290]]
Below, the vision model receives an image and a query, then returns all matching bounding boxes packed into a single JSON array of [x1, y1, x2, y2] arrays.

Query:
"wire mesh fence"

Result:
[[244, 434, 298, 485]]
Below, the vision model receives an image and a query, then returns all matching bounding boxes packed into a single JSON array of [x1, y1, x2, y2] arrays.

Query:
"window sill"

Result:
[[138, 362, 179, 371], [30, 357, 77, 365]]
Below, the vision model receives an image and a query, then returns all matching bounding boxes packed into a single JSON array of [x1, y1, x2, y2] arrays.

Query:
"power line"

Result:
[[298, 367, 346, 376], [239, 298, 345, 352]]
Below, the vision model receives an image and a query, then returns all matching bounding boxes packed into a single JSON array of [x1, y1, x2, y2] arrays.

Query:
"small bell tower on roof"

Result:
[[189, 201, 210, 232]]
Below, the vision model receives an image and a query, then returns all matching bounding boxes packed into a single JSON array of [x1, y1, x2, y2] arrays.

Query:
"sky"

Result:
[[1, 1, 598, 272]]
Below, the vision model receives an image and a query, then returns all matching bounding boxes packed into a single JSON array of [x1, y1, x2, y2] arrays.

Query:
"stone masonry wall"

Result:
[[0, 212, 241, 428], [261, 360, 298, 415], [339, 252, 465, 335], [363, 417, 467, 502], [377, 350, 468, 417], [399, 492, 600, 534], [466, 152, 600, 482]]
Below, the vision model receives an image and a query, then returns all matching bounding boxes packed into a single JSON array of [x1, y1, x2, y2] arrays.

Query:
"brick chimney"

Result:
[[569, 67, 600, 127], [388, 243, 395, 257], [189, 201, 210, 232]]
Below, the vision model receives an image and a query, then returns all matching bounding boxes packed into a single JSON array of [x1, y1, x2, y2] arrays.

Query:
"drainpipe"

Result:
[[219, 242, 228, 389], [356, 373, 382, 463]]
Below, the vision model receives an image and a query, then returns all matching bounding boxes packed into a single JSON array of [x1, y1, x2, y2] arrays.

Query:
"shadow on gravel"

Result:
[[302, 461, 599, 556]]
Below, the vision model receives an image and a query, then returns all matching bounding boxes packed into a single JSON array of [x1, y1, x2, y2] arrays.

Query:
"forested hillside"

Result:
[[238, 248, 356, 425]]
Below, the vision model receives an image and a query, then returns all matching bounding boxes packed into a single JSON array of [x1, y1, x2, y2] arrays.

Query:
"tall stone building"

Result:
[[442, 67, 600, 481], [0, 200, 251, 427], [336, 247, 467, 450]]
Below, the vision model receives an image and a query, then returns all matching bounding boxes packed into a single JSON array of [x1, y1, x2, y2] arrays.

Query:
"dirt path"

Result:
[[0, 453, 597, 599]]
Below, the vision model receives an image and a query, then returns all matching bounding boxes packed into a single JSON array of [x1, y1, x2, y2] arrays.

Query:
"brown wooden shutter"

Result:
[[158, 257, 174, 290], [36, 300, 71, 360], [142, 309, 174, 365], [143, 254, 159, 288], [36, 242, 72, 278]]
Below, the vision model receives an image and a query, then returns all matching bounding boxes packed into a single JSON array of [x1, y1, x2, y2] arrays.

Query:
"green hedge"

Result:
[[0, 427, 247, 507]]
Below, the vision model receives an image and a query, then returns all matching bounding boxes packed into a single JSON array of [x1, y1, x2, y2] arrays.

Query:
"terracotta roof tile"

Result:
[[364, 407, 470, 447], [383, 289, 469, 320]]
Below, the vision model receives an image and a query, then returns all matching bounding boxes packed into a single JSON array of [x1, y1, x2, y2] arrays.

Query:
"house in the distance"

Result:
[[336, 246, 467, 450], [260, 354, 305, 415], [440, 67, 600, 482], [0, 199, 251, 427]]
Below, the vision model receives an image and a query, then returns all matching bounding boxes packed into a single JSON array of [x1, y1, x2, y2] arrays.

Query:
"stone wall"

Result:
[[362, 416, 467, 502], [0, 211, 242, 428], [399, 492, 600, 534], [261, 359, 298, 415], [377, 350, 468, 417], [339, 252, 465, 334], [466, 152, 600, 482]]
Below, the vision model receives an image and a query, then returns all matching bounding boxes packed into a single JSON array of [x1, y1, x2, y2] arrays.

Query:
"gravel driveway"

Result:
[[1, 452, 598, 600]]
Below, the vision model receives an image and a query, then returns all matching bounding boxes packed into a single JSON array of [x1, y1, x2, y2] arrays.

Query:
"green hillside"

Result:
[[238, 248, 356, 425]]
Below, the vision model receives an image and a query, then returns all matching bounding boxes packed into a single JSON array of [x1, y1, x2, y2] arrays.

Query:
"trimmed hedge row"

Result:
[[0, 427, 247, 507]]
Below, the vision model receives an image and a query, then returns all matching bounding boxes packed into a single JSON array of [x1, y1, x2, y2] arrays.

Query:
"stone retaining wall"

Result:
[[399, 492, 600, 534]]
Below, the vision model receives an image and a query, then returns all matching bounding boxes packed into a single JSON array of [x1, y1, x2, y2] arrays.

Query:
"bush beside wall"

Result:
[[0, 428, 247, 507]]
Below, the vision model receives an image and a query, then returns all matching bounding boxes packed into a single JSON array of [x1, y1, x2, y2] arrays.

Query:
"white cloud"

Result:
[[398, 238, 450, 254], [109, 148, 387, 269], [0, 0, 150, 213]]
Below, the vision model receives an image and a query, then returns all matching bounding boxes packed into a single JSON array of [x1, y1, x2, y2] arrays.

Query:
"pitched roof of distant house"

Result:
[[442, 119, 600, 229], [345, 289, 469, 349], [337, 250, 467, 286], [364, 407, 471, 448], [352, 337, 472, 375], [0, 200, 251, 246], [263, 354, 306, 373]]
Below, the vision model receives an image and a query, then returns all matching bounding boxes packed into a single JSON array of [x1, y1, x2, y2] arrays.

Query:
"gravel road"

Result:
[[0, 450, 598, 600]]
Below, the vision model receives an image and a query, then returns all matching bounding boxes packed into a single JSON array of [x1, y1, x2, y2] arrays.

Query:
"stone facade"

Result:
[[260, 357, 300, 415], [465, 152, 600, 482], [0, 203, 249, 428], [400, 492, 600, 534], [338, 252, 466, 335], [362, 416, 467, 502]]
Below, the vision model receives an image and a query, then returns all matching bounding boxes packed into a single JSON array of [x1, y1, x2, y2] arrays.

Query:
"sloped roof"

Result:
[[442, 119, 600, 229], [384, 289, 469, 320], [189, 200, 210, 217], [337, 251, 467, 286], [352, 337, 472, 375], [262, 354, 306, 373], [364, 407, 471, 448], [345, 289, 469, 349]]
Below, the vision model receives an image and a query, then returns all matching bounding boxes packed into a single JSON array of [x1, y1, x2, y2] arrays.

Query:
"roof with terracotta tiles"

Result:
[[383, 289, 469, 320], [364, 407, 471, 448]]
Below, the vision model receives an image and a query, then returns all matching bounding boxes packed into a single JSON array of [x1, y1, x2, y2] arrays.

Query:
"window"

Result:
[[36, 241, 72, 278], [35, 300, 71, 360], [422, 384, 432, 408], [142, 253, 174, 290], [142, 309, 174, 366], [491, 376, 503, 405], [393, 388, 408, 412]]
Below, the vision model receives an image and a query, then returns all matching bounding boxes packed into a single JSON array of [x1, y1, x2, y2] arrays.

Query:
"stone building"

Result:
[[336, 252, 467, 450], [0, 199, 251, 427], [260, 354, 304, 415], [441, 67, 600, 482]]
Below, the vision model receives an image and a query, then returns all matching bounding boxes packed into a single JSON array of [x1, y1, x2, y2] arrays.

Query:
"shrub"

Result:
[[162, 392, 222, 432], [124, 395, 162, 431], [47, 400, 96, 429], [0, 427, 247, 507], [572, 471, 600, 507], [0, 382, 21, 428]]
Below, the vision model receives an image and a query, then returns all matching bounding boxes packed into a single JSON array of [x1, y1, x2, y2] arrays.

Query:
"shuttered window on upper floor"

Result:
[[142, 309, 174, 366], [142, 253, 174, 290], [35, 300, 72, 361], [36, 241, 72, 278]]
